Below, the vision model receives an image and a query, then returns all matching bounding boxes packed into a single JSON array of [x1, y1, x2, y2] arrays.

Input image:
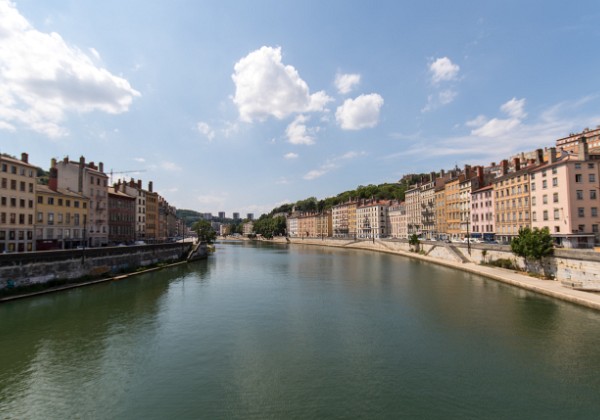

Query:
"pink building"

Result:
[[529, 142, 600, 248], [471, 185, 495, 240]]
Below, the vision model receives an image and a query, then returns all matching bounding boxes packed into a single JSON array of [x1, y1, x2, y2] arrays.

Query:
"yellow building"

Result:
[[0, 153, 36, 252], [35, 183, 89, 250]]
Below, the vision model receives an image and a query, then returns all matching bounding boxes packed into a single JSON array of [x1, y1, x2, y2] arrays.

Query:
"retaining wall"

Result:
[[0, 243, 193, 290]]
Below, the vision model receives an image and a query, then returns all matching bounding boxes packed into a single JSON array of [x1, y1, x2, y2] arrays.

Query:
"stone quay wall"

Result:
[[279, 237, 600, 291], [0, 243, 193, 290]]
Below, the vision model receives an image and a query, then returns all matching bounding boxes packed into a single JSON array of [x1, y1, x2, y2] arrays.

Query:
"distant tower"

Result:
[[247, 213, 254, 221], [233, 212, 240, 220], [218, 211, 225, 219]]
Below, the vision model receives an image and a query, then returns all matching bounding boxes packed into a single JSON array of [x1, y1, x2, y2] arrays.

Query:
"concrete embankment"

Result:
[[271, 237, 600, 312]]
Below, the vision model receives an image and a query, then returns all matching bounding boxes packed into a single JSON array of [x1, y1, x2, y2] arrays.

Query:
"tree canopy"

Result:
[[511, 227, 554, 271], [252, 215, 286, 238], [192, 219, 216, 244]]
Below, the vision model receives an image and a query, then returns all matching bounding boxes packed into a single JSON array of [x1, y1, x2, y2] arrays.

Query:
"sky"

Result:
[[2, 0, 600, 216]]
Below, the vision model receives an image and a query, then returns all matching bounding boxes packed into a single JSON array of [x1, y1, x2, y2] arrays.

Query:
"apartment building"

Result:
[[287, 216, 299, 237], [471, 185, 495, 239], [145, 182, 158, 241], [55, 156, 109, 247], [108, 185, 136, 244], [357, 200, 390, 239], [405, 186, 421, 236], [420, 176, 436, 239], [297, 213, 318, 237], [332, 201, 358, 237], [35, 167, 88, 250], [121, 179, 146, 241], [0, 153, 37, 252], [556, 126, 600, 155], [530, 142, 600, 248], [388, 201, 407, 239]]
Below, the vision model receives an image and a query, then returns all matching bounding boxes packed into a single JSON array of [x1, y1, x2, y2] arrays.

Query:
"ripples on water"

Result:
[[1, 241, 600, 419]]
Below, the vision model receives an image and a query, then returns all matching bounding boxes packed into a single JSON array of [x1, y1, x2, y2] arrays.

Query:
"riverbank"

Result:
[[271, 237, 600, 312]]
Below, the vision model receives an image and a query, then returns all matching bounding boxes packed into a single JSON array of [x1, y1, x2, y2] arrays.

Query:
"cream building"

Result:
[[357, 201, 390, 239], [332, 201, 358, 238], [388, 202, 407, 239], [0, 153, 36, 252]]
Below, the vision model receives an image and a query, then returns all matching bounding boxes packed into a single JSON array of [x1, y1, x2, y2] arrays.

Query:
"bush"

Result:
[[486, 258, 517, 270]]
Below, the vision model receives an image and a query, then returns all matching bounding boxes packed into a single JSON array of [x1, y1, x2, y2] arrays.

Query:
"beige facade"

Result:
[[145, 183, 158, 241], [405, 186, 421, 236], [121, 179, 146, 240], [420, 179, 436, 239], [388, 202, 407, 239], [530, 144, 599, 248], [493, 163, 533, 243], [356, 201, 390, 238], [287, 216, 298, 237], [55, 156, 108, 247], [297, 213, 317, 237], [471, 185, 495, 238], [35, 184, 88, 250], [332, 201, 358, 237], [0, 153, 36, 252]]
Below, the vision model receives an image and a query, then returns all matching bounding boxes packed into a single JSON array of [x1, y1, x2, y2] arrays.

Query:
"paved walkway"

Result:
[[280, 238, 600, 312]]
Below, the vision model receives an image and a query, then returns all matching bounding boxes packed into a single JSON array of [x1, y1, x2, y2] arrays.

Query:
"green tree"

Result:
[[192, 219, 216, 244], [511, 227, 553, 274], [409, 233, 420, 252]]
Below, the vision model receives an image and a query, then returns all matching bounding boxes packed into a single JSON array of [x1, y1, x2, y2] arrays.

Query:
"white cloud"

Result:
[[335, 73, 361, 94], [0, 121, 16, 132], [0, 1, 140, 138], [196, 121, 215, 141], [422, 89, 458, 112], [286, 114, 317, 145], [429, 57, 460, 84], [303, 150, 365, 180], [335, 94, 384, 130], [470, 97, 527, 137], [232, 46, 332, 122], [276, 177, 290, 184], [284, 152, 298, 159], [133, 157, 146, 163], [161, 161, 182, 171]]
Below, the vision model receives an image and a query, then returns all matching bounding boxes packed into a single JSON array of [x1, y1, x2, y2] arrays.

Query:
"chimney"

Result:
[[63, 156, 69, 164], [148, 181, 153, 193], [21, 153, 28, 163], [549, 147, 557, 164], [430, 171, 436, 182], [137, 179, 142, 189], [440, 169, 445, 178], [89, 161, 95, 170], [578, 137, 589, 161], [536, 148, 544, 164], [78, 156, 85, 193], [114, 183, 119, 192], [500, 160, 508, 175], [99, 162, 104, 173], [49, 158, 58, 191], [513, 157, 520, 171], [463, 164, 471, 178]]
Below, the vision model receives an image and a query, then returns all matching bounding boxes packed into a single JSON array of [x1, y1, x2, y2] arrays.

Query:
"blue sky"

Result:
[[2, 1, 600, 215]]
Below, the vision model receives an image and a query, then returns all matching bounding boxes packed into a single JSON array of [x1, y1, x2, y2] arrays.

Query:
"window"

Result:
[[37, 196, 43, 204], [591, 190, 598, 200], [575, 163, 582, 169], [531, 173, 535, 179], [531, 182, 536, 191], [543, 195, 548, 204], [19, 182, 25, 192], [19, 214, 24, 224], [552, 178, 558, 187], [66, 200, 71, 207], [532, 211, 537, 221], [593, 224, 599, 233], [48, 197, 54, 205], [589, 163, 595, 169], [37, 212, 43, 223], [19, 199, 24, 208], [575, 174, 583, 183], [48, 212, 54, 225], [0, 197, 4, 206], [10, 180, 16, 190], [542, 170, 547, 177], [543, 210, 548, 221], [58, 198, 63, 206], [1, 178, 5, 188], [542, 180, 547, 189], [531, 196, 536, 206], [74, 201, 80, 208], [592, 207, 598, 217], [590, 174, 596, 183], [578, 224, 585, 232], [552, 167, 557, 175], [553, 193, 559, 203], [577, 190, 584, 200], [10, 198, 16, 207], [578, 207, 585, 217], [554, 209, 560, 220]]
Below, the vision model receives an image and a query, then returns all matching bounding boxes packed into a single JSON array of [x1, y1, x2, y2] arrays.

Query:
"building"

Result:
[[0, 153, 37, 252], [388, 201, 407, 239], [220, 224, 230, 236], [357, 200, 390, 239], [297, 213, 318, 237], [233, 212, 240, 220], [493, 158, 537, 243], [243, 221, 254, 236], [332, 201, 358, 238], [247, 213, 254, 221], [55, 156, 109, 247], [530, 143, 600, 248], [287, 216, 298, 237], [218, 211, 226, 219], [108, 185, 136, 244], [121, 179, 146, 241], [420, 175, 436, 239], [405, 185, 421, 236], [145, 182, 158, 241], [35, 163, 89, 250], [556, 127, 600, 155], [471, 185, 495, 240]]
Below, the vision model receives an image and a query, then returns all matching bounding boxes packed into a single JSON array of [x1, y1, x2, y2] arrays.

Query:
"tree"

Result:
[[409, 233, 420, 252], [511, 227, 553, 274], [192, 219, 216, 244]]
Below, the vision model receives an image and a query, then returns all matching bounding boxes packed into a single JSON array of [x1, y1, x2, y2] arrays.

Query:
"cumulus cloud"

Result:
[[429, 57, 460, 84], [335, 73, 361, 94], [286, 114, 318, 145], [284, 152, 298, 159], [232, 46, 332, 122], [335, 94, 384, 130], [0, 1, 140, 138], [196, 121, 215, 141], [469, 97, 527, 137]]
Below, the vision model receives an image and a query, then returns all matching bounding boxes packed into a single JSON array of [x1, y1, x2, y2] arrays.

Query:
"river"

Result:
[[1, 241, 600, 418]]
